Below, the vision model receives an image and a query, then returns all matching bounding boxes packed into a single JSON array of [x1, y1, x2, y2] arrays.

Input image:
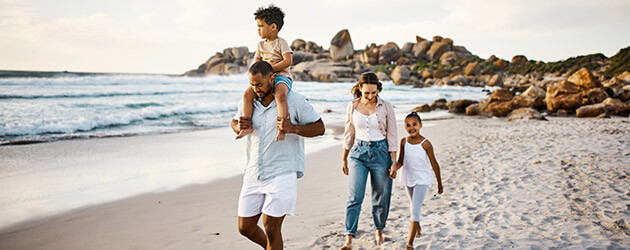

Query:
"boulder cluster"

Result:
[[423, 68, 630, 120], [183, 29, 630, 119]]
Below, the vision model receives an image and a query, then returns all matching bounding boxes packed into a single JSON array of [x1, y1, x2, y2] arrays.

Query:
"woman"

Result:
[[341, 72, 397, 249]]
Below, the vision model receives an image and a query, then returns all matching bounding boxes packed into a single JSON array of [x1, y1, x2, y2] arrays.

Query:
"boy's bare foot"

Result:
[[340, 235, 352, 250], [235, 128, 253, 140], [275, 130, 285, 141], [406, 244, 415, 250], [375, 230, 384, 245]]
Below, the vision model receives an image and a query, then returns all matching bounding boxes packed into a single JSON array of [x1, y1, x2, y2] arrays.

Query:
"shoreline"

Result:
[[1, 116, 628, 249]]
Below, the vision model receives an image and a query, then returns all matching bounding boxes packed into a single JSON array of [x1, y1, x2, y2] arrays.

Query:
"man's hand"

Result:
[[276, 117, 297, 134]]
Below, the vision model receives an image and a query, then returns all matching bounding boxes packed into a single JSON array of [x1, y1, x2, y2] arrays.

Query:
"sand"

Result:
[[1, 116, 629, 249]]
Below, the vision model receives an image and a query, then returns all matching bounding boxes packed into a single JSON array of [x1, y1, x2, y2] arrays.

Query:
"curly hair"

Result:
[[254, 5, 285, 30], [351, 72, 382, 99]]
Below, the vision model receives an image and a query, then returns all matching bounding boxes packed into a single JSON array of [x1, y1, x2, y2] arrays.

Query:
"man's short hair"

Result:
[[254, 5, 285, 30], [249, 61, 274, 76]]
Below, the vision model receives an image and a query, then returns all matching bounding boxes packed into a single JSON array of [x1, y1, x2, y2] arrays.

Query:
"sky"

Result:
[[1, 0, 629, 74]]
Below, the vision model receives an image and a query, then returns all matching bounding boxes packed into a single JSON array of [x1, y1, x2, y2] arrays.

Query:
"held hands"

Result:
[[276, 117, 296, 134], [389, 162, 401, 179]]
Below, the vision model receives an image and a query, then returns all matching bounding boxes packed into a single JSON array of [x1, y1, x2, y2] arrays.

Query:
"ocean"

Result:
[[0, 70, 493, 229], [0, 70, 492, 145]]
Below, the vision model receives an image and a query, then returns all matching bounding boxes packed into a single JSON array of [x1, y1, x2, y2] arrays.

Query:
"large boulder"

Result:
[[465, 103, 483, 116], [330, 29, 354, 61], [401, 42, 415, 54], [378, 42, 402, 64], [512, 85, 546, 109], [447, 99, 478, 114], [616, 71, 630, 83], [449, 75, 468, 86], [493, 59, 509, 70], [292, 51, 316, 65], [507, 108, 545, 121], [487, 74, 503, 87], [481, 89, 514, 117], [291, 59, 353, 82], [430, 98, 448, 110], [425, 42, 450, 61], [511, 55, 528, 64], [567, 68, 602, 90], [433, 68, 450, 78], [375, 71, 391, 81], [231, 46, 249, 59], [603, 77, 625, 98], [360, 44, 379, 65], [421, 69, 434, 79], [545, 80, 583, 112], [464, 62, 480, 76], [413, 40, 431, 59], [390, 66, 411, 85], [412, 104, 431, 113], [602, 97, 630, 116], [291, 39, 306, 51], [576, 103, 607, 117], [440, 51, 458, 66], [583, 88, 609, 105]]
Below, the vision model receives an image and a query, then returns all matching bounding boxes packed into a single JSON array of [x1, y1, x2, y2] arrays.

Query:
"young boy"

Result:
[[236, 5, 293, 141]]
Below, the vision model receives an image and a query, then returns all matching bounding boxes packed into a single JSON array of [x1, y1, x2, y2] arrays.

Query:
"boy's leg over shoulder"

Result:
[[236, 87, 256, 140]]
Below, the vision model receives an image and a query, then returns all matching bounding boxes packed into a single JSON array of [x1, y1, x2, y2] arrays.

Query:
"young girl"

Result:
[[390, 112, 443, 249]]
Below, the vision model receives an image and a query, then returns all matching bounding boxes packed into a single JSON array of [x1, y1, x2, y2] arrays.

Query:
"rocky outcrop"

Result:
[[378, 42, 402, 65], [184, 46, 252, 76], [602, 97, 630, 116], [291, 39, 323, 53], [506, 108, 545, 121], [576, 103, 607, 117], [447, 99, 478, 114], [413, 40, 431, 59], [425, 42, 450, 61], [291, 59, 353, 82], [481, 89, 514, 117], [412, 104, 431, 112], [390, 66, 411, 85], [464, 62, 480, 76], [360, 44, 379, 65], [545, 68, 608, 112], [512, 85, 546, 109], [330, 29, 354, 61], [511, 55, 528, 64], [430, 98, 448, 110]]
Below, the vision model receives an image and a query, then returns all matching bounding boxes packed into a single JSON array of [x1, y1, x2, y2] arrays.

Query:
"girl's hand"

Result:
[[437, 183, 443, 194], [342, 160, 348, 176], [389, 169, 397, 179]]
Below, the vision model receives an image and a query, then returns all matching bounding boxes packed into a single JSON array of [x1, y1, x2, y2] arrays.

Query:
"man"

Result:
[[231, 61, 325, 249]]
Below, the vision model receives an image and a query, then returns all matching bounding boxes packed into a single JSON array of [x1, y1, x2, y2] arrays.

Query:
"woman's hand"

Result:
[[389, 162, 400, 179], [342, 159, 349, 175]]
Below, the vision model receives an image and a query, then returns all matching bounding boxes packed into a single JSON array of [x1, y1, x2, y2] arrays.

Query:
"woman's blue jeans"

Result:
[[345, 139, 393, 235]]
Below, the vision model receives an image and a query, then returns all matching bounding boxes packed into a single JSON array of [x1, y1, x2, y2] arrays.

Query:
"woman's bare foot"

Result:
[[275, 130, 285, 141], [406, 244, 415, 250], [375, 230, 384, 245], [340, 235, 352, 250], [235, 128, 253, 140]]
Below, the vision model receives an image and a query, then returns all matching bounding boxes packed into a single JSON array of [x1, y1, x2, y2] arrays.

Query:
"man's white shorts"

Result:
[[237, 172, 297, 218]]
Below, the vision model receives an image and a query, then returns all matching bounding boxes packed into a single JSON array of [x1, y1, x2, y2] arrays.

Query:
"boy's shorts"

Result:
[[274, 75, 293, 91], [237, 172, 297, 218]]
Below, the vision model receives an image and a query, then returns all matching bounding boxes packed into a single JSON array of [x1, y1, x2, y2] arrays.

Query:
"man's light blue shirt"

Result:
[[234, 91, 321, 181]]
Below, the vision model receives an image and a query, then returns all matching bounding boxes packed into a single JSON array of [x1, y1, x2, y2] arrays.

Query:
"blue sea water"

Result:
[[0, 70, 492, 145]]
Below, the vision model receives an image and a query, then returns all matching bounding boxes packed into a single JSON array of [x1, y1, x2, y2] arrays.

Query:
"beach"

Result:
[[1, 116, 628, 249]]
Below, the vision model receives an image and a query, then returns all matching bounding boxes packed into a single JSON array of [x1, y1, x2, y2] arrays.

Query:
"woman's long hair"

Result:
[[351, 72, 383, 99]]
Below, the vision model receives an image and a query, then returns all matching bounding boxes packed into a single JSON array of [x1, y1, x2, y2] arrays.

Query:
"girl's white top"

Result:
[[352, 111, 385, 142], [401, 138, 436, 187]]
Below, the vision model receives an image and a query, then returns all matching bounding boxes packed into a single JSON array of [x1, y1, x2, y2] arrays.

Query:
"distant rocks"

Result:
[[184, 46, 252, 76], [379, 42, 402, 65], [330, 29, 354, 61]]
